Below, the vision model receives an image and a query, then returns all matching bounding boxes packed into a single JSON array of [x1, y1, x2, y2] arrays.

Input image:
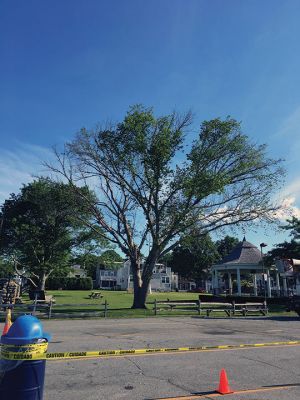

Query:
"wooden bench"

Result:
[[151, 298, 233, 317], [151, 297, 268, 318], [152, 299, 201, 315], [232, 301, 268, 316], [199, 301, 233, 317]]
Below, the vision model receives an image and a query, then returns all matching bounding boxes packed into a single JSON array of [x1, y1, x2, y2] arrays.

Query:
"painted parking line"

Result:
[[151, 384, 300, 400]]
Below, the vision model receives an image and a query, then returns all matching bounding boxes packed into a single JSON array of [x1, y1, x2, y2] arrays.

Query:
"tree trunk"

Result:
[[131, 252, 158, 308], [38, 272, 47, 291], [132, 284, 149, 309], [131, 256, 147, 308]]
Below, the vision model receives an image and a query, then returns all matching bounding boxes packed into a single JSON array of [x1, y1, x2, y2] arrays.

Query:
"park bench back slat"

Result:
[[152, 299, 201, 315], [151, 297, 268, 317], [232, 301, 268, 316]]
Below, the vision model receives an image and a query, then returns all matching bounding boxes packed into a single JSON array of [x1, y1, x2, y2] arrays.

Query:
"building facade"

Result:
[[95, 261, 178, 291]]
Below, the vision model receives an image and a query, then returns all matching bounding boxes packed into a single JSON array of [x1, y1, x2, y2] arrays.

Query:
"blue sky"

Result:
[[1, 0, 300, 250]]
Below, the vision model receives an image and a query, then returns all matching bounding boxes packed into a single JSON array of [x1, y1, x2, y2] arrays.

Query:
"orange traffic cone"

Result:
[[216, 369, 233, 395], [2, 309, 12, 335]]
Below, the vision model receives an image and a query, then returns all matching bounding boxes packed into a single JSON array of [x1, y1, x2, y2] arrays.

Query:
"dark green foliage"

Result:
[[283, 217, 300, 240], [46, 277, 93, 290], [72, 249, 123, 279], [265, 217, 300, 265], [168, 234, 239, 283], [168, 233, 220, 282], [71, 254, 102, 280], [0, 178, 103, 289], [266, 240, 300, 261], [215, 236, 239, 261], [98, 250, 124, 268], [0, 258, 14, 279]]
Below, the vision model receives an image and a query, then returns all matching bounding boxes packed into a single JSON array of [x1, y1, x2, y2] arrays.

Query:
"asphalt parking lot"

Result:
[[4, 316, 300, 399], [39, 316, 300, 400]]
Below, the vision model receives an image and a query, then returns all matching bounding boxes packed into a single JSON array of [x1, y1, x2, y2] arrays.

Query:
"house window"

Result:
[[161, 276, 170, 284]]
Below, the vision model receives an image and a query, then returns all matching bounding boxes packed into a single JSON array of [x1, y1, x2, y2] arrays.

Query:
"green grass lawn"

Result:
[[47, 290, 201, 307], [37, 290, 298, 319], [45, 290, 203, 318]]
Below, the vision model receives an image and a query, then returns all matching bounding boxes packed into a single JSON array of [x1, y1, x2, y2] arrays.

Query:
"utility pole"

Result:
[[260, 243, 268, 301]]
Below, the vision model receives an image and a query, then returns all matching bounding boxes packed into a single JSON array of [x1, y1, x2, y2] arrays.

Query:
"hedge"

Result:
[[46, 277, 93, 290]]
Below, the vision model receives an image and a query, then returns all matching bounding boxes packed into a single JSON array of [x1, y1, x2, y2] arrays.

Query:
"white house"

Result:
[[95, 269, 118, 289], [144, 262, 178, 292], [95, 261, 178, 291]]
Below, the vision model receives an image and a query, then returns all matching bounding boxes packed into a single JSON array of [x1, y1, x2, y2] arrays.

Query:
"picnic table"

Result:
[[152, 299, 201, 315], [232, 301, 268, 316], [151, 297, 268, 317], [199, 301, 233, 317], [88, 291, 103, 299]]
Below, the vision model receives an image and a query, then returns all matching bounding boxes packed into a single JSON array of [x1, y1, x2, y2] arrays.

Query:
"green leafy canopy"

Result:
[[49, 105, 285, 307], [0, 178, 106, 289]]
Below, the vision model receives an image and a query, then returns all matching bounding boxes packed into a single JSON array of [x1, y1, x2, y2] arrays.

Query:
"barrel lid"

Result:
[[1, 315, 51, 344]]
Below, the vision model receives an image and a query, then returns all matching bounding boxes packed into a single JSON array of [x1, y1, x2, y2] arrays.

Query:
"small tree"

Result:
[[71, 229, 110, 279], [168, 233, 219, 283], [48, 105, 285, 308], [0, 178, 103, 290], [99, 250, 124, 269], [265, 217, 300, 264], [168, 234, 239, 284], [72, 249, 123, 279], [215, 235, 239, 261]]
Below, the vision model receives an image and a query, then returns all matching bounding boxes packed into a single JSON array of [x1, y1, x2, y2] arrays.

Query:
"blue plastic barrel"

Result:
[[0, 315, 51, 400]]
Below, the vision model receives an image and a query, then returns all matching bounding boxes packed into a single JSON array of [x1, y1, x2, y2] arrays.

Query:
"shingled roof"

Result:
[[220, 237, 262, 265]]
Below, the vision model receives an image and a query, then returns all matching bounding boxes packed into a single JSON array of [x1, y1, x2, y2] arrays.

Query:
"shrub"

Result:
[[46, 277, 93, 290]]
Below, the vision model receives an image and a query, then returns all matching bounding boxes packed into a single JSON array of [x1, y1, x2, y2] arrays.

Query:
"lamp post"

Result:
[[260, 243, 268, 300]]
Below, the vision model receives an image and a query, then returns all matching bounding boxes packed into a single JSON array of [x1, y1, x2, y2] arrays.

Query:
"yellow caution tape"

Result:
[[1, 342, 48, 360], [1, 340, 299, 361]]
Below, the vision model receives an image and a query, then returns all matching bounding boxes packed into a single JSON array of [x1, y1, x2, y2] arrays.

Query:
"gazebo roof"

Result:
[[220, 237, 262, 265]]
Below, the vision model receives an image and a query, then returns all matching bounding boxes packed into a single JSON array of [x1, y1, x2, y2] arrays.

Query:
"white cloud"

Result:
[[274, 196, 300, 221], [0, 142, 54, 204], [282, 178, 300, 199], [274, 178, 300, 221], [270, 106, 300, 221]]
